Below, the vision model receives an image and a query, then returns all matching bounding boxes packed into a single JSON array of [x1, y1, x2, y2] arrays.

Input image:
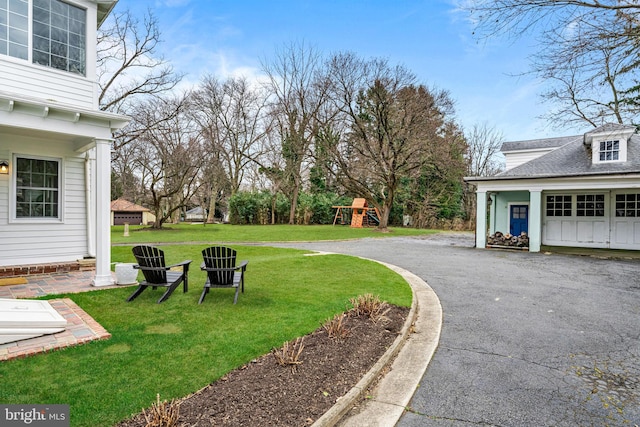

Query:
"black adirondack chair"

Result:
[[127, 245, 192, 303], [200, 246, 248, 304]]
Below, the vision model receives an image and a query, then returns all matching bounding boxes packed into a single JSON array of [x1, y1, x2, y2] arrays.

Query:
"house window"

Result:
[[576, 194, 605, 217], [615, 193, 640, 217], [599, 140, 620, 161], [33, 0, 86, 75], [546, 195, 572, 217], [15, 156, 60, 218], [0, 0, 29, 60]]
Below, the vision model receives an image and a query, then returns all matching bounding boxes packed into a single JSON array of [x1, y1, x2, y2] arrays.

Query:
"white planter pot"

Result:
[[115, 263, 138, 285]]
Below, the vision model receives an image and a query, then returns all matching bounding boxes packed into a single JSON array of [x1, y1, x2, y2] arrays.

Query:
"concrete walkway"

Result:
[[270, 233, 640, 427]]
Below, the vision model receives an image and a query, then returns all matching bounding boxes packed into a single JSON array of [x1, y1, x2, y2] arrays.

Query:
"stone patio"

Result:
[[0, 271, 121, 361]]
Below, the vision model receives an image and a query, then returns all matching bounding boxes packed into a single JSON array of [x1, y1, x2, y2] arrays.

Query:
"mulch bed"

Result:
[[116, 305, 409, 426]]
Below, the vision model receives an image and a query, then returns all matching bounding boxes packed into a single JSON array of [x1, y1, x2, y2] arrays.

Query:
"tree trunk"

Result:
[[288, 183, 299, 225], [378, 204, 391, 230], [207, 197, 216, 223], [207, 185, 218, 223]]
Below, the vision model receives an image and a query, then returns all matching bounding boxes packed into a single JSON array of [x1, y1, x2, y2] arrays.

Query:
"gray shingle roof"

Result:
[[501, 135, 579, 152], [465, 124, 640, 182], [585, 123, 637, 135], [497, 133, 640, 179]]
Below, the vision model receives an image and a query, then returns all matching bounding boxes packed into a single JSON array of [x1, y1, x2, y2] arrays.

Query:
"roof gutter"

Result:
[[465, 170, 640, 183]]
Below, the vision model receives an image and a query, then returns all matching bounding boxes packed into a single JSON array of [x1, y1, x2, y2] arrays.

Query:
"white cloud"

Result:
[[168, 43, 268, 93], [156, 0, 192, 7]]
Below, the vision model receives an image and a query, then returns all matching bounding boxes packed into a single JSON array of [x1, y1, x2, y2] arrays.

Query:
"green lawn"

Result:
[[111, 223, 437, 244], [0, 244, 412, 427]]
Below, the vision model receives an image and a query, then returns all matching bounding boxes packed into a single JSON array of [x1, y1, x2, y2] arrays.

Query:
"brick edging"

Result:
[[0, 261, 96, 278]]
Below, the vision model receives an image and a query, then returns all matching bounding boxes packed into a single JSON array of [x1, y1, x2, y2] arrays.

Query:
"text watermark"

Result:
[[0, 405, 69, 426]]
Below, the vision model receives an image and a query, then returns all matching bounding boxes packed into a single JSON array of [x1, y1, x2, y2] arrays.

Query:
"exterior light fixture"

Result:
[[0, 160, 8, 174]]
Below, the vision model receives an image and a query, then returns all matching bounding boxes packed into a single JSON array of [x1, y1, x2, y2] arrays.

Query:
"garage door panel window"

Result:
[[546, 195, 572, 217], [577, 194, 605, 217], [616, 194, 640, 217]]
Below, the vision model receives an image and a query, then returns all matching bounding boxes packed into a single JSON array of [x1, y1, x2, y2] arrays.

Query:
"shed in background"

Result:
[[111, 199, 155, 226]]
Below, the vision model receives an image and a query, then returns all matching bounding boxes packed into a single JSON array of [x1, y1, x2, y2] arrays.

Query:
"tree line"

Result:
[[101, 10, 505, 229]]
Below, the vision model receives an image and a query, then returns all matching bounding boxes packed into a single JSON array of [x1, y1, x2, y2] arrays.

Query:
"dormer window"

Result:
[[0, 0, 86, 75], [583, 124, 635, 165], [599, 140, 620, 161]]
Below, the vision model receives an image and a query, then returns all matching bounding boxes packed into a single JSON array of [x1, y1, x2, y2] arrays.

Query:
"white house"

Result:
[[466, 123, 640, 252], [184, 206, 205, 222], [0, 0, 129, 286]]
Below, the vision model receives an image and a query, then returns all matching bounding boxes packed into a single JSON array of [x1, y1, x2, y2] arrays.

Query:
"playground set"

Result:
[[332, 198, 380, 228]]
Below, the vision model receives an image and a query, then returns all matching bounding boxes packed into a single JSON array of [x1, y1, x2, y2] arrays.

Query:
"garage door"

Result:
[[113, 212, 142, 225], [543, 193, 609, 248], [611, 192, 640, 250]]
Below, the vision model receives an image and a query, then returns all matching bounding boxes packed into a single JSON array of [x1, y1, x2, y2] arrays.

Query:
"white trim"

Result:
[[9, 153, 64, 224], [593, 138, 627, 164], [92, 138, 114, 286], [473, 174, 640, 193]]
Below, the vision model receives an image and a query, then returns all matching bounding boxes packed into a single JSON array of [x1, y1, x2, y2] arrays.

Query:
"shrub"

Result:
[[349, 294, 390, 323], [272, 337, 305, 372], [143, 394, 180, 427], [323, 312, 350, 341], [229, 191, 288, 224]]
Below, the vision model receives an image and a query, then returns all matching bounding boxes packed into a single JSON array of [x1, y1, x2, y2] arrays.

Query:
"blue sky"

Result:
[[113, 0, 578, 141]]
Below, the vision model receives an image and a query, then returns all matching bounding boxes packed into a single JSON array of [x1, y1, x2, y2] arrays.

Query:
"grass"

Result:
[[111, 223, 437, 244], [0, 244, 412, 427]]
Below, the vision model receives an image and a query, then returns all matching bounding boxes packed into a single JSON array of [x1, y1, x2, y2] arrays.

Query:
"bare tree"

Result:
[[192, 77, 270, 193], [111, 141, 144, 202], [465, 1, 640, 39], [97, 8, 182, 114], [191, 76, 271, 222], [465, 122, 504, 177], [98, 7, 184, 171], [128, 94, 205, 228], [262, 42, 331, 224], [327, 53, 459, 229], [463, 122, 505, 225], [463, 0, 640, 127], [537, 43, 636, 127]]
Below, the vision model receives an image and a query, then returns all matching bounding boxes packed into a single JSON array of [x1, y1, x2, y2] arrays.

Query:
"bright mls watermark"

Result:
[[1, 405, 69, 426]]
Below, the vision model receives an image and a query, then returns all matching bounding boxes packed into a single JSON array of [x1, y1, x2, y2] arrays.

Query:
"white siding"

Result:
[[0, 0, 100, 111], [0, 137, 88, 266], [504, 148, 556, 171], [0, 58, 96, 110]]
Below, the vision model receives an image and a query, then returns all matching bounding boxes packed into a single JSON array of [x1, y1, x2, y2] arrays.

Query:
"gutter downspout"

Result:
[[85, 152, 96, 258]]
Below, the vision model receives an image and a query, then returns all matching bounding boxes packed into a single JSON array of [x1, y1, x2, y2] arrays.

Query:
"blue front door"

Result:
[[510, 205, 529, 235]]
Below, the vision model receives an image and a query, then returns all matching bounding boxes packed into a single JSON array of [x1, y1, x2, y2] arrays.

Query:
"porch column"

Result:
[[528, 190, 542, 252], [92, 138, 114, 286], [475, 191, 488, 249]]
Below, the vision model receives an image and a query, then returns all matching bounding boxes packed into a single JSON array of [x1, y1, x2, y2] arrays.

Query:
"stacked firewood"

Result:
[[487, 231, 529, 248]]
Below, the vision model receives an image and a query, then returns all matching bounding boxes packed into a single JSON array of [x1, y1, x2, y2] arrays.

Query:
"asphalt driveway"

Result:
[[270, 233, 640, 426]]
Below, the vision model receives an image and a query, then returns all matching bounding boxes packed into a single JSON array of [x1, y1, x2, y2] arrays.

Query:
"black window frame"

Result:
[[546, 195, 572, 217], [615, 193, 640, 218]]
